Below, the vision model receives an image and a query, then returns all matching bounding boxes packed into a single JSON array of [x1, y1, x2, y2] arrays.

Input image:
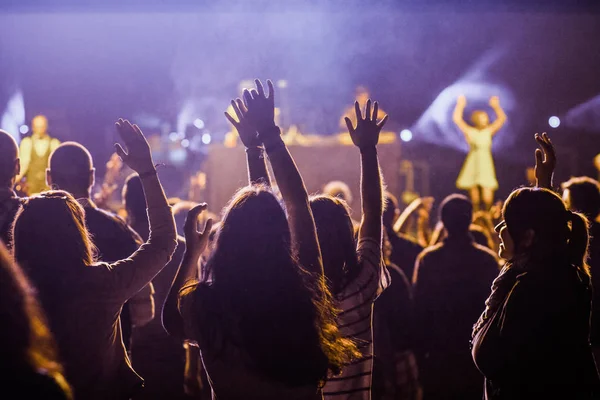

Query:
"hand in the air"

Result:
[[489, 96, 500, 108], [457, 95, 467, 107], [114, 119, 155, 174], [184, 203, 214, 260], [534, 132, 556, 189], [224, 99, 260, 148], [345, 99, 388, 149], [243, 79, 277, 136]]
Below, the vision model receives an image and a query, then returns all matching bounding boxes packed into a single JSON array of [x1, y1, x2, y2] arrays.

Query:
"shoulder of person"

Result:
[[88, 206, 142, 242], [416, 242, 443, 263], [473, 242, 500, 262]]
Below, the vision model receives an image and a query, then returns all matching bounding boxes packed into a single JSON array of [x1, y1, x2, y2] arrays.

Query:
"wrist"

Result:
[[245, 146, 265, 156], [359, 146, 377, 155], [138, 167, 157, 180]]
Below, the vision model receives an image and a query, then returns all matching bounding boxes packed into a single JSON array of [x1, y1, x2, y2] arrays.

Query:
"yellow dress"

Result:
[[456, 127, 498, 190]]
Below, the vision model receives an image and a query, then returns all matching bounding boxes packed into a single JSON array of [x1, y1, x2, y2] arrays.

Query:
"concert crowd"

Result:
[[1, 79, 600, 400]]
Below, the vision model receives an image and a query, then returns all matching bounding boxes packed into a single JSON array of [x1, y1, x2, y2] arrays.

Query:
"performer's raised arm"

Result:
[[488, 96, 507, 136], [453, 95, 471, 141]]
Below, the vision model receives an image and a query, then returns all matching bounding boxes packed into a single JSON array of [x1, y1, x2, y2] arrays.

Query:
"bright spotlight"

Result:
[[169, 132, 179, 142], [193, 118, 205, 129], [400, 129, 413, 142], [19, 125, 29, 134], [548, 116, 560, 128], [201, 133, 212, 145], [181, 139, 190, 148]]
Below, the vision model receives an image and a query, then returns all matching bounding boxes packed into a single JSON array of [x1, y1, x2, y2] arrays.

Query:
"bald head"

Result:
[[47, 142, 95, 197], [0, 130, 19, 188], [31, 115, 48, 136]]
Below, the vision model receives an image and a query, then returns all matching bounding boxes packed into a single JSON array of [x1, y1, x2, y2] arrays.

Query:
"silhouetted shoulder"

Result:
[[416, 243, 444, 263], [473, 242, 499, 262]]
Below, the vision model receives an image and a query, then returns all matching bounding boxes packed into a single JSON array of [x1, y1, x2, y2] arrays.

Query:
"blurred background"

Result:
[[1, 0, 599, 210]]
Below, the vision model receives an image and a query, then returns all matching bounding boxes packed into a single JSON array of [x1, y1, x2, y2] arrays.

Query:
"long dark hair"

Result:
[[309, 195, 360, 295], [503, 187, 590, 274], [13, 191, 96, 290], [182, 186, 357, 387], [0, 242, 71, 397]]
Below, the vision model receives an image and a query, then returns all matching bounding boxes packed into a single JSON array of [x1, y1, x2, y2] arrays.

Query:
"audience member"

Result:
[[163, 80, 357, 400], [47, 142, 154, 353], [472, 134, 600, 399], [12, 119, 177, 400], [413, 194, 499, 399]]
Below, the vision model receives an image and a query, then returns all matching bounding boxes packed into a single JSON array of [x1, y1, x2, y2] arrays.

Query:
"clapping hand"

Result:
[[224, 99, 261, 148], [534, 132, 556, 189], [345, 99, 388, 149], [184, 203, 213, 260], [489, 96, 500, 108], [114, 119, 155, 174]]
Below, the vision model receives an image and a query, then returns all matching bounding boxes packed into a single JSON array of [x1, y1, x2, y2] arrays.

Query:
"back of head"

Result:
[[440, 194, 473, 237], [503, 187, 589, 270], [310, 195, 359, 294], [13, 191, 94, 284], [0, 130, 19, 188], [122, 173, 146, 225], [191, 186, 354, 386], [48, 142, 93, 195], [562, 176, 600, 220], [323, 180, 353, 205]]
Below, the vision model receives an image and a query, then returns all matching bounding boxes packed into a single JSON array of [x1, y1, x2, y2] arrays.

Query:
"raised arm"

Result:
[[453, 95, 471, 140], [344, 99, 388, 243], [244, 79, 324, 284], [163, 204, 212, 338], [103, 119, 177, 299], [534, 132, 556, 189], [488, 96, 507, 136], [225, 99, 271, 186]]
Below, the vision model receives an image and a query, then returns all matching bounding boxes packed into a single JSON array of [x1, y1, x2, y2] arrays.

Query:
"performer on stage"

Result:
[[17, 115, 60, 195], [453, 95, 506, 211], [340, 86, 386, 129]]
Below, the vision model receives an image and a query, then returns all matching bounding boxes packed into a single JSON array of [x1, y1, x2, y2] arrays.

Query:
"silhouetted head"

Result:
[[498, 187, 589, 271], [13, 191, 95, 280], [122, 173, 147, 238], [0, 130, 19, 189], [186, 185, 357, 387], [47, 142, 95, 199], [31, 115, 48, 137], [470, 110, 490, 129], [440, 194, 473, 237], [562, 176, 600, 220], [383, 192, 400, 231], [310, 195, 359, 294], [323, 180, 353, 205], [0, 242, 71, 395]]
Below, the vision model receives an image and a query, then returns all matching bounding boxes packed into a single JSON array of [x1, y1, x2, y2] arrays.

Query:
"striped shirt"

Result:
[[324, 237, 390, 399]]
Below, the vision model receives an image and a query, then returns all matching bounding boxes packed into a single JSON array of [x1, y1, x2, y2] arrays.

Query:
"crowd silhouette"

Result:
[[1, 80, 600, 400]]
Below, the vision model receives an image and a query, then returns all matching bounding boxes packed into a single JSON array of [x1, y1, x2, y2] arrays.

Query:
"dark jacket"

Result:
[[472, 260, 600, 399]]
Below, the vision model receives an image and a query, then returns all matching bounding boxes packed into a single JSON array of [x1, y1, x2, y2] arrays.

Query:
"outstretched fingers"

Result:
[[366, 99, 372, 121], [345, 117, 355, 135], [266, 79, 275, 105], [372, 101, 379, 122], [354, 101, 362, 121], [376, 114, 389, 129]]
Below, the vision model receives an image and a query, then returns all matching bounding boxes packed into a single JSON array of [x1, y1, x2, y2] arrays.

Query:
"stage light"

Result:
[[548, 116, 560, 128], [400, 129, 413, 142], [19, 125, 29, 134], [202, 133, 212, 144], [193, 118, 205, 129], [181, 139, 190, 148], [169, 132, 179, 142]]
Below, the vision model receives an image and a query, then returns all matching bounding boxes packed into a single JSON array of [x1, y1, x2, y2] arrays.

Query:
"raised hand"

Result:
[[457, 95, 467, 107], [224, 99, 261, 148], [345, 99, 389, 149], [489, 96, 500, 108], [114, 119, 155, 174], [184, 203, 213, 260], [243, 79, 277, 137], [534, 132, 556, 189]]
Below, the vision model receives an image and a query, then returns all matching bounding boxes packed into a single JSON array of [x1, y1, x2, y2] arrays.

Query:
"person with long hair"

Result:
[[310, 100, 390, 399], [163, 79, 357, 400], [472, 134, 600, 399], [0, 242, 72, 399], [12, 119, 177, 400]]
